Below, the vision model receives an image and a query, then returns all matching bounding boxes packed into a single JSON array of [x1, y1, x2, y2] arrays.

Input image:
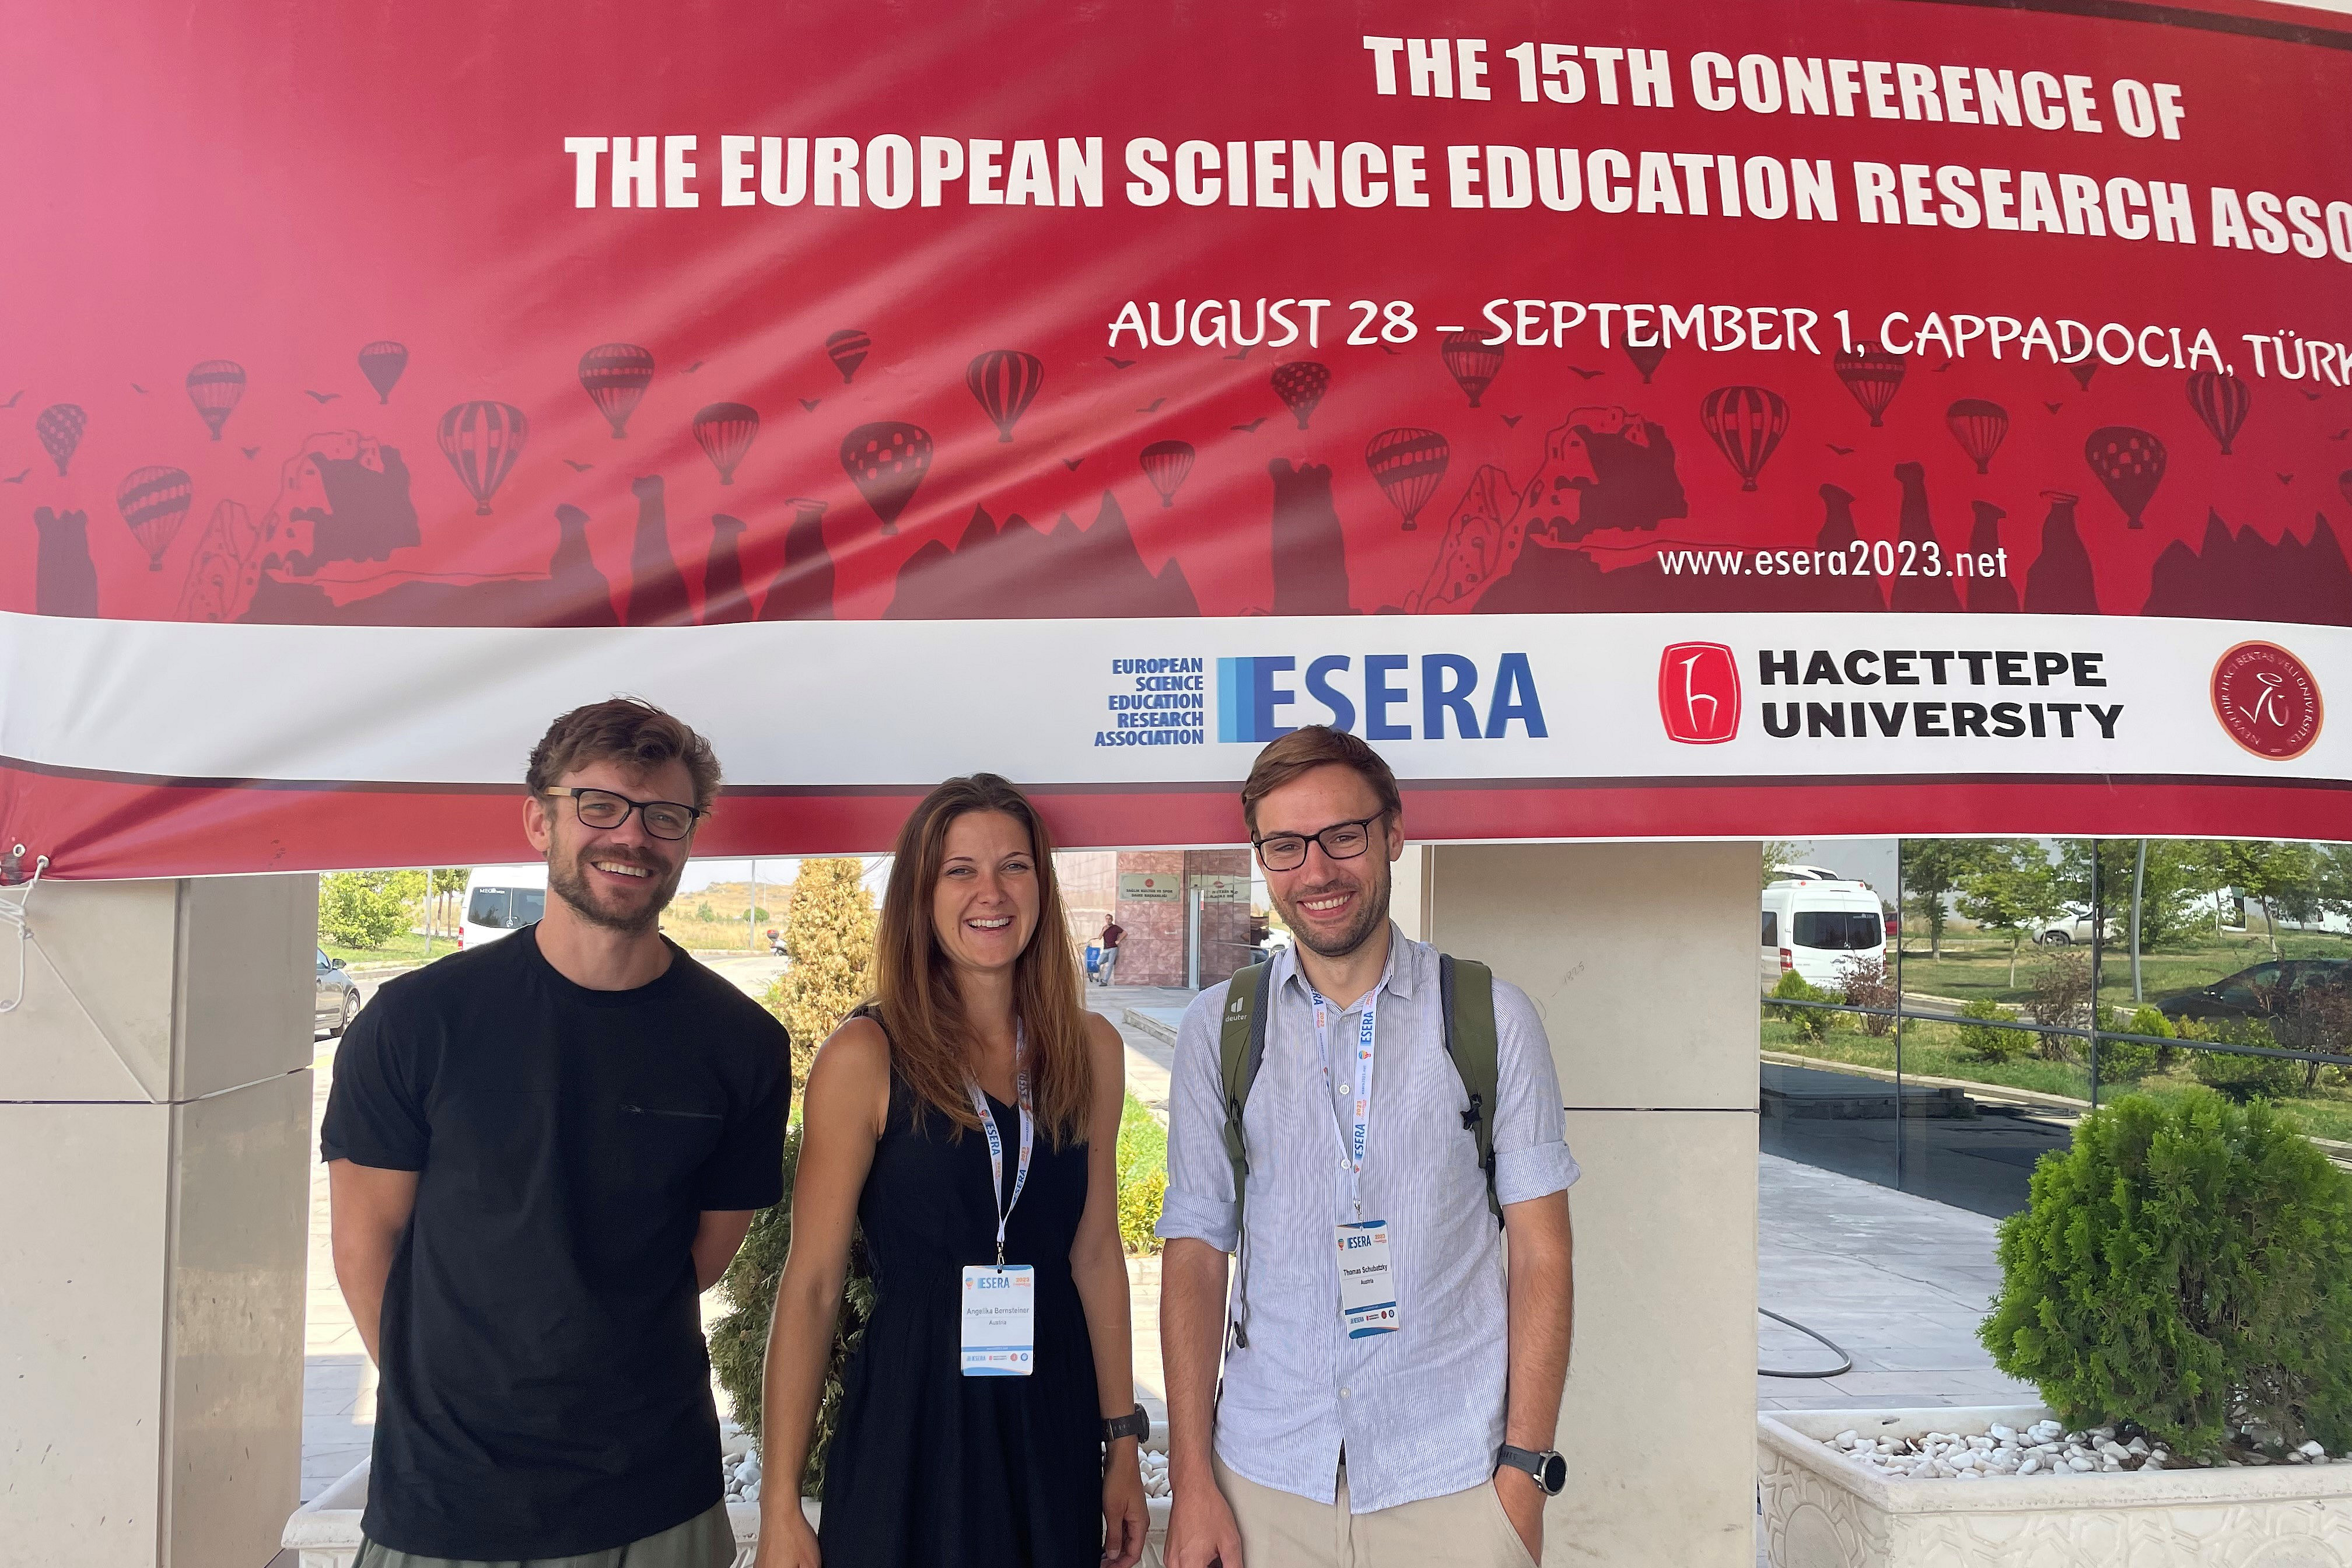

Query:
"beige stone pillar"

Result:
[[0, 874, 317, 1568], [1428, 842, 1759, 1568]]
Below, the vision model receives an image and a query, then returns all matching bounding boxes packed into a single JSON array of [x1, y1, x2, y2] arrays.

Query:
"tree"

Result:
[[1954, 841, 2068, 986], [1761, 840, 1799, 888], [1898, 839, 1999, 958], [2206, 840, 2328, 955], [2056, 839, 2221, 953], [320, 869, 424, 950], [765, 859, 877, 1093]]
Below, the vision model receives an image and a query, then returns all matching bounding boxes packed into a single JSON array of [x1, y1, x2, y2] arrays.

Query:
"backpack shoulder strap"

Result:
[[1439, 954, 1504, 1227], [1217, 959, 1275, 1347]]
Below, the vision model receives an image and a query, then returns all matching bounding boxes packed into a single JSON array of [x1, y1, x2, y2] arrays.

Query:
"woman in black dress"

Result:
[[757, 775, 1147, 1568]]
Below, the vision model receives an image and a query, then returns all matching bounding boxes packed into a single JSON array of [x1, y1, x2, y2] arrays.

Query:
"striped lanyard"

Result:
[[964, 1034, 1034, 1268], [1308, 984, 1384, 1219]]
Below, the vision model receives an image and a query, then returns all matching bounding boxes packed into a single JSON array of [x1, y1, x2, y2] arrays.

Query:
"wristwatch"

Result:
[[1497, 1444, 1569, 1495], [1102, 1405, 1150, 1444]]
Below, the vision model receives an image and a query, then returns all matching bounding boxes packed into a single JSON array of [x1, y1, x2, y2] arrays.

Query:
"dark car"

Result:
[[316, 946, 362, 1037], [2156, 958, 2350, 1026]]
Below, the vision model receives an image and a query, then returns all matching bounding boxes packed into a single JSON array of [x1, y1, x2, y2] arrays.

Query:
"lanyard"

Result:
[[964, 1041, 1034, 1268], [1307, 983, 1383, 1219]]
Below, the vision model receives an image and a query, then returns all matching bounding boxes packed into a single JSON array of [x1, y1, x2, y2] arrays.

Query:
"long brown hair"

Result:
[[870, 774, 1093, 1147]]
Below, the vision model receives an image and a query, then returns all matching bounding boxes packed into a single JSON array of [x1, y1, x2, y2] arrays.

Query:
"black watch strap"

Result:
[[1102, 1404, 1150, 1444], [1496, 1444, 1568, 1495]]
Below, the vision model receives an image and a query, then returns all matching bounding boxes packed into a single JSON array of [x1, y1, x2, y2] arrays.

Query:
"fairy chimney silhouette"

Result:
[[760, 498, 836, 621], [2023, 491, 2099, 614], [702, 514, 751, 624], [1888, 463, 1958, 613], [1965, 502, 2018, 614], [624, 476, 692, 626], [548, 503, 617, 626]]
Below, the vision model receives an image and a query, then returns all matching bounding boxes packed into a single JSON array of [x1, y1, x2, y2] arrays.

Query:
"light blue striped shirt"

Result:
[[1155, 930, 1579, 1513]]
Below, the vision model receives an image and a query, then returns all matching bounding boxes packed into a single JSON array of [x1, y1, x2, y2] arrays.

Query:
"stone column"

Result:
[[0, 875, 317, 1567], [1428, 842, 1759, 1568]]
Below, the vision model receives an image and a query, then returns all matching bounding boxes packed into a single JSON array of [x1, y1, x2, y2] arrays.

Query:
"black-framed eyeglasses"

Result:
[[1252, 815, 1383, 873], [542, 787, 704, 841]]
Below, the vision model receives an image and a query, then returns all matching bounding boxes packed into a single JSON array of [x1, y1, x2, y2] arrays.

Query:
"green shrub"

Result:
[[318, 870, 419, 950], [1119, 1167, 1168, 1255], [1980, 1092, 2352, 1460], [708, 1124, 875, 1496], [1768, 970, 1835, 1042], [2094, 1005, 2171, 1082], [1956, 998, 2026, 1062], [2179, 1016, 2305, 1102]]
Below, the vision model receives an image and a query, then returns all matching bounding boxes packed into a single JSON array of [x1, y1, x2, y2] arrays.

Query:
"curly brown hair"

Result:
[[526, 697, 722, 810], [1239, 724, 1402, 835]]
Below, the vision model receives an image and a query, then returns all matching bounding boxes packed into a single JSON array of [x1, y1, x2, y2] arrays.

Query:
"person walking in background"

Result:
[[757, 774, 1149, 1568], [1096, 917, 1125, 986], [1157, 726, 1578, 1568], [324, 698, 790, 1568]]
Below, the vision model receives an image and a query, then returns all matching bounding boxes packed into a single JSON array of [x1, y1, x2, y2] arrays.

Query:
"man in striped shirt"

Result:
[[1157, 726, 1579, 1568]]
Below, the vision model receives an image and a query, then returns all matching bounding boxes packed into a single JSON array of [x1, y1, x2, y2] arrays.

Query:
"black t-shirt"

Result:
[[320, 927, 789, 1558]]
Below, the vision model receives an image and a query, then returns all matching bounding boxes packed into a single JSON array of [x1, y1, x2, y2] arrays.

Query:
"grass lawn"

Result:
[[1890, 929, 2352, 1009], [1763, 1013, 2352, 1144], [320, 930, 460, 967]]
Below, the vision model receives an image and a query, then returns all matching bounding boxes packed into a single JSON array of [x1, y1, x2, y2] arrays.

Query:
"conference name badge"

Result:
[[960, 1264, 1036, 1376], [1335, 1219, 1399, 1338]]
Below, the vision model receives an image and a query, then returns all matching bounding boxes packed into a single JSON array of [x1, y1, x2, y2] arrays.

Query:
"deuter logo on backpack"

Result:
[[1659, 642, 1741, 744]]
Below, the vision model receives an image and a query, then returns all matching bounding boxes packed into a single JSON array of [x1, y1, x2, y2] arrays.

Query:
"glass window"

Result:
[[1762, 911, 1778, 946], [512, 888, 545, 926], [468, 887, 512, 929], [1793, 911, 1882, 951]]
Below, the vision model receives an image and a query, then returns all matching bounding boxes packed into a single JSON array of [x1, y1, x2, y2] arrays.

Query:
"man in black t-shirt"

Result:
[[323, 698, 789, 1567], [1098, 918, 1125, 985]]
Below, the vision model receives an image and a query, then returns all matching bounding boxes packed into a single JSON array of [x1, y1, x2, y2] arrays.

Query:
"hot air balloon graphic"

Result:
[[2084, 426, 2166, 528], [966, 349, 1043, 443], [692, 402, 760, 485], [116, 466, 192, 570], [2066, 359, 2097, 393], [579, 344, 656, 439], [2185, 370, 2250, 456], [1833, 345, 1905, 427], [1439, 332, 1503, 408], [826, 329, 871, 385], [1139, 440, 1196, 508], [1272, 361, 1328, 429], [1945, 399, 2009, 475], [841, 421, 933, 533], [1364, 428, 1450, 531], [36, 404, 84, 476], [1623, 340, 1667, 384], [186, 360, 245, 442], [436, 401, 528, 516], [1698, 387, 1788, 491], [358, 341, 408, 404]]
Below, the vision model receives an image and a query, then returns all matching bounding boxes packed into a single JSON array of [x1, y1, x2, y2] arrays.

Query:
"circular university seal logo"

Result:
[[2211, 642, 2324, 761]]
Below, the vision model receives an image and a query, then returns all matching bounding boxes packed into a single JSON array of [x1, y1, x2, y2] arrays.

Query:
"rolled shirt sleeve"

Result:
[[1489, 978, 1581, 1206], [1153, 982, 1242, 1252]]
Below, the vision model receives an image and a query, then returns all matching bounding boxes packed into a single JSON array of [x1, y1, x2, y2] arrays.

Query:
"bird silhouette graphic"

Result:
[[1137, 398, 1166, 413], [2334, 428, 2350, 440], [1825, 443, 1854, 456], [241, 446, 260, 459], [1231, 417, 1267, 433], [1929, 358, 1954, 372], [1378, 344, 1404, 356], [2302, 389, 2325, 401], [2043, 401, 2064, 414], [686, 360, 705, 373], [1566, 366, 1604, 380], [799, 398, 820, 412], [1224, 347, 1252, 362], [1104, 356, 1136, 369], [131, 383, 148, 394], [1, 391, 20, 408], [2278, 473, 2295, 485], [1500, 414, 1522, 428], [305, 390, 341, 404], [1062, 457, 1084, 471], [2, 468, 27, 484], [564, 459, 594, 472]]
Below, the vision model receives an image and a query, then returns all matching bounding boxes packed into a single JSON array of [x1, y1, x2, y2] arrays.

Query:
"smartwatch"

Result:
[[1102, 1405, 1151, 1445], [1496, 1444, 1569, 1496]]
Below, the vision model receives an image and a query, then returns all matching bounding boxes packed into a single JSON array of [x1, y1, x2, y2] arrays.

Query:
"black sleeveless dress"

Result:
[[818, 1062, 1100, 1566]]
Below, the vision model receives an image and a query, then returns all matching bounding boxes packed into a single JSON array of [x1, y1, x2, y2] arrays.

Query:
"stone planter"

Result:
[[285, 1443, 1173, 1568], [1758, 1404, 2352, 1568]]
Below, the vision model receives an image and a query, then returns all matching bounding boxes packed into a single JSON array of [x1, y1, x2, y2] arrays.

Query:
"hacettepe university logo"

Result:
[[1658, 642, 1742, 745]]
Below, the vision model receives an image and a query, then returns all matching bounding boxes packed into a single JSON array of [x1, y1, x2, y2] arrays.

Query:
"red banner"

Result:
[[3, 0, 2349, 875]]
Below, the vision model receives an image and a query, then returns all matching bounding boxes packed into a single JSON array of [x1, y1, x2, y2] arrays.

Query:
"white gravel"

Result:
[[1818, 1418, 2347, 1480]]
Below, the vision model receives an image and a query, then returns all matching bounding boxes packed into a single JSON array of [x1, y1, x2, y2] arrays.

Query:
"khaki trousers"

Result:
[[353, 1500, 733, 1568], [1214, 1453, 1538, 1568]]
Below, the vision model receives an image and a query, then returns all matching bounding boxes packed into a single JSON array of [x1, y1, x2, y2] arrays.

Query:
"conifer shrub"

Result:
[[2180, 1016, 2305, 1102], [1955, 998, 2026, 1062], [1768, 970, 1835, 1043], [1980, 1091, 2352, 1461]]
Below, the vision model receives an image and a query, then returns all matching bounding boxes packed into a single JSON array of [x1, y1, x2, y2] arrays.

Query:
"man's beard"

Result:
[[547, 843, 682, 936], [1282, 866, 1392, 960]]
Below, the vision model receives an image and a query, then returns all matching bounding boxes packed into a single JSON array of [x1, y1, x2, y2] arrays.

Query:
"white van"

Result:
[[461, 863, 548, 950], [1760, 878, 1886, 992]]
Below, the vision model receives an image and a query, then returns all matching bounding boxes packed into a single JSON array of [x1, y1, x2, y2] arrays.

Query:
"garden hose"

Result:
[[1758, 1308, 1856, 1378]]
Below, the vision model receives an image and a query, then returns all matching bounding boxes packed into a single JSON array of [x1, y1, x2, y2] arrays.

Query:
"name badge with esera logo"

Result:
[[1335, 1220, 1399, 1338], [960, 1265, 1036, 1375]]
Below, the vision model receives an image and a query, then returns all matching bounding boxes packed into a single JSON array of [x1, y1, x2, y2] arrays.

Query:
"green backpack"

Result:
[[1217, 953, 1504, 1262]]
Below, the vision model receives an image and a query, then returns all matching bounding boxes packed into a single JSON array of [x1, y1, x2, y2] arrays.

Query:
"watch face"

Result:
[[1539, 1452, 1569, 1493]]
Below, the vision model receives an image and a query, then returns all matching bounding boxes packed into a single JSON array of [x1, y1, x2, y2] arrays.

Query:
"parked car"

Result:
[[316, 947, 361, 1037], [461, 863, 548, 949], [2156, 958, 2351, 1026], [1768, 863, 1849, 884], [1761, 879, 1886, 992], [2033, 908, 2121, 945]]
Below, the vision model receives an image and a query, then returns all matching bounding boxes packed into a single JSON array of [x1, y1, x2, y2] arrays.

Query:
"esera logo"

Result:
[[1659, 642, 1741, 744]]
